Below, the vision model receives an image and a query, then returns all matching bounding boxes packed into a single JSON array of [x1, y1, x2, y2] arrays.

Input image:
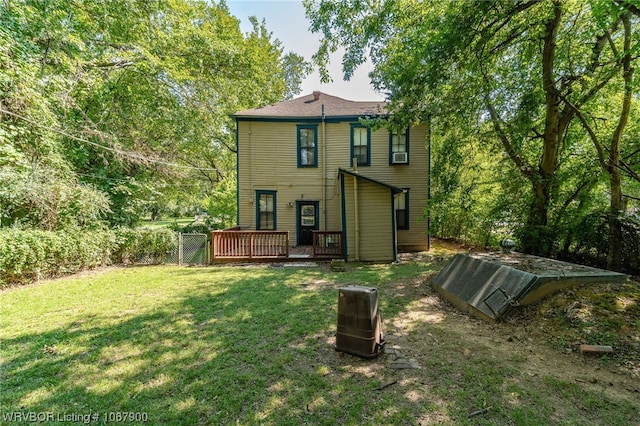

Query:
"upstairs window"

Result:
[[297, 125, 318, 167], [351, 124, 370, 166], [394, 190, 409, 230], [390, 128, 410, 165], [256, 190, 276, 230]]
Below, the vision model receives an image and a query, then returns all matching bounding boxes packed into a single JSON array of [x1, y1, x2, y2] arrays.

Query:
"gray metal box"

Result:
[[336, 286, 385, 358]]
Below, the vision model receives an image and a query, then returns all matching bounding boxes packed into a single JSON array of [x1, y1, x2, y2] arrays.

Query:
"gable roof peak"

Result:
[[233, 91, 388, 119]]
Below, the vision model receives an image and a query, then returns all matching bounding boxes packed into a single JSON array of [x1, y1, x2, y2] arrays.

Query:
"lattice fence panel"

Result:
[[179, 233, 209, 265]]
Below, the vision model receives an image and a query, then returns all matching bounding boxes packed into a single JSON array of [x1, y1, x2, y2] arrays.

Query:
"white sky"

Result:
[[225, 0, 383, 101]]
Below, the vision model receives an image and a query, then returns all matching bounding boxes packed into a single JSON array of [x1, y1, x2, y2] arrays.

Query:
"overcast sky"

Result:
[[225, 0, 383, 101]]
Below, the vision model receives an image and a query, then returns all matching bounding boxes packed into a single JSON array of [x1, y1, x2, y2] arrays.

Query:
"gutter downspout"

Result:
[[426, 114, 432, 251], [322, 104, 326, 231], [353, 157, 360, 261], [249, 121, 253, 228], [235, 119, 240, 227]]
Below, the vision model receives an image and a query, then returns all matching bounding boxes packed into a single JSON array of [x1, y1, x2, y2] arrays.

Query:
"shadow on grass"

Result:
[[2, 263, 638, 425], [1, 265, 425, 424]]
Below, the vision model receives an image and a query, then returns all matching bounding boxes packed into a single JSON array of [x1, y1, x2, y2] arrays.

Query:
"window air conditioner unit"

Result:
[[392, 151, 408, 164]]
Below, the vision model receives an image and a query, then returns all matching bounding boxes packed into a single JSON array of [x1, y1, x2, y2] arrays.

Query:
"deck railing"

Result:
[[212, 230, 289, 260], [312, 231, 343, 258], [211, 229, 343, 262]]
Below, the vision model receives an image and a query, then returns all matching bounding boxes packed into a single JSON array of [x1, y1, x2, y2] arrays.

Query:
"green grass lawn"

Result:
[[0, 263, 436, 425], [1, 262, 638, 425], [139, 217, 194, 229]]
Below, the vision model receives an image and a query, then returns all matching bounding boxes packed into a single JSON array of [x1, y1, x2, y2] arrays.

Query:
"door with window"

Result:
[[296, 201, 319, 245], [256, 190, 276, 230]]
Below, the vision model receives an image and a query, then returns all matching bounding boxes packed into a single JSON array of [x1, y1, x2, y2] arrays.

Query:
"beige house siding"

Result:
[[377, 125, 428, 251], [325, 122, 428, 251], [237, 118, 429, 257], [237, 121, 326, 235], [341, 174, 395, 262]]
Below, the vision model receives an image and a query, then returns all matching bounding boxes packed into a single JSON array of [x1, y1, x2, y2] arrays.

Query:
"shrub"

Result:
[[111, 227, 138, 264], [515, 224, 557, 257], [174, 223, 212, 236], [0, 165, 111, 230], [560, 212, 640, 275], [115, 227, 178, 264], [0, 227, 179, 286], [0, 228, 117, 286]]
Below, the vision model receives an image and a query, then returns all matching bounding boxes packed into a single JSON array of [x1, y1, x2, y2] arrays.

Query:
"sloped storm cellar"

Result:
[[431, 252, 628, 322]]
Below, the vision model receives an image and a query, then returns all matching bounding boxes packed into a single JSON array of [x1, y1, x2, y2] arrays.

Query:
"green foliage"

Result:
[[0, 227, 179, 286], [169, 222, 211, 236], [1, 0, 309, 230], [202, 172, 237, 229], [514, 225, 558, 259], [429, 123, 516, 247], [112, 227, 178, 265], [0, 228, 115, 286], [0, 165, 111, 230], [307, 0, 639, 265], [560, 212, 640, 274]]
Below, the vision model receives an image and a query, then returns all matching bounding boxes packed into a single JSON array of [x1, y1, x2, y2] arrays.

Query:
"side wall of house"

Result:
[[324, 122, 354, 232], [237, 119, 429, 252], [237, 120, 325, 239], [388, 125, 429, 252], [342, 174, 394, 262], [328, 123, 429, 252]]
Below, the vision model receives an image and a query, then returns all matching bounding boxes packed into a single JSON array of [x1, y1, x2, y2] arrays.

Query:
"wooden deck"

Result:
[[211, 229, 343, 263], [312, 231, 343, 258]]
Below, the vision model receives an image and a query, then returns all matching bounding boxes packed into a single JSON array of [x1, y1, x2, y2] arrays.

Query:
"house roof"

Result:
[[339, 168, 405, 194], [232, 92, 388, 120]]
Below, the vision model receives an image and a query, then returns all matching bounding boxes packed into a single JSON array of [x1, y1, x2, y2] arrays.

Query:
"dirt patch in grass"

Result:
[[388, 270, 638, 384], [315, 245, 639, 423]]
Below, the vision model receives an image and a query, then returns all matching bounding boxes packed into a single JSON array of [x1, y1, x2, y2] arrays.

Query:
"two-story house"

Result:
[[232, 92, 429, 262]]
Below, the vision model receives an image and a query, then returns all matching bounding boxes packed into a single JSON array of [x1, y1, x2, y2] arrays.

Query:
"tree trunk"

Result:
[[522, 180, 551, 256], [521, 1, 562, 257], [608, 170, 623, 271], [606, 12, 633, 272]]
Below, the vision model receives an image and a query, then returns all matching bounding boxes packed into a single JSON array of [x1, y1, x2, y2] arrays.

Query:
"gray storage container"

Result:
[[336, 286, 385, 358]]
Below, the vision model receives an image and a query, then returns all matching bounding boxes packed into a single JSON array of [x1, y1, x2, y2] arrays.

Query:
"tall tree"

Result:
[[565, 8, 638, 270], [306, 0, 638, 258], [1, 0, 309, 228], [0, 0, 112, 228]]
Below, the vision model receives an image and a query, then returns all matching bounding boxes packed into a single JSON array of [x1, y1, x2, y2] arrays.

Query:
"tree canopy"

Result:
[[1, 0, 309, 229], [306, 0, 639, 272]]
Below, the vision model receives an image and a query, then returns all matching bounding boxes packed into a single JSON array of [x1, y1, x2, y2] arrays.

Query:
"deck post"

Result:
[[286, 232, 290, 257]]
